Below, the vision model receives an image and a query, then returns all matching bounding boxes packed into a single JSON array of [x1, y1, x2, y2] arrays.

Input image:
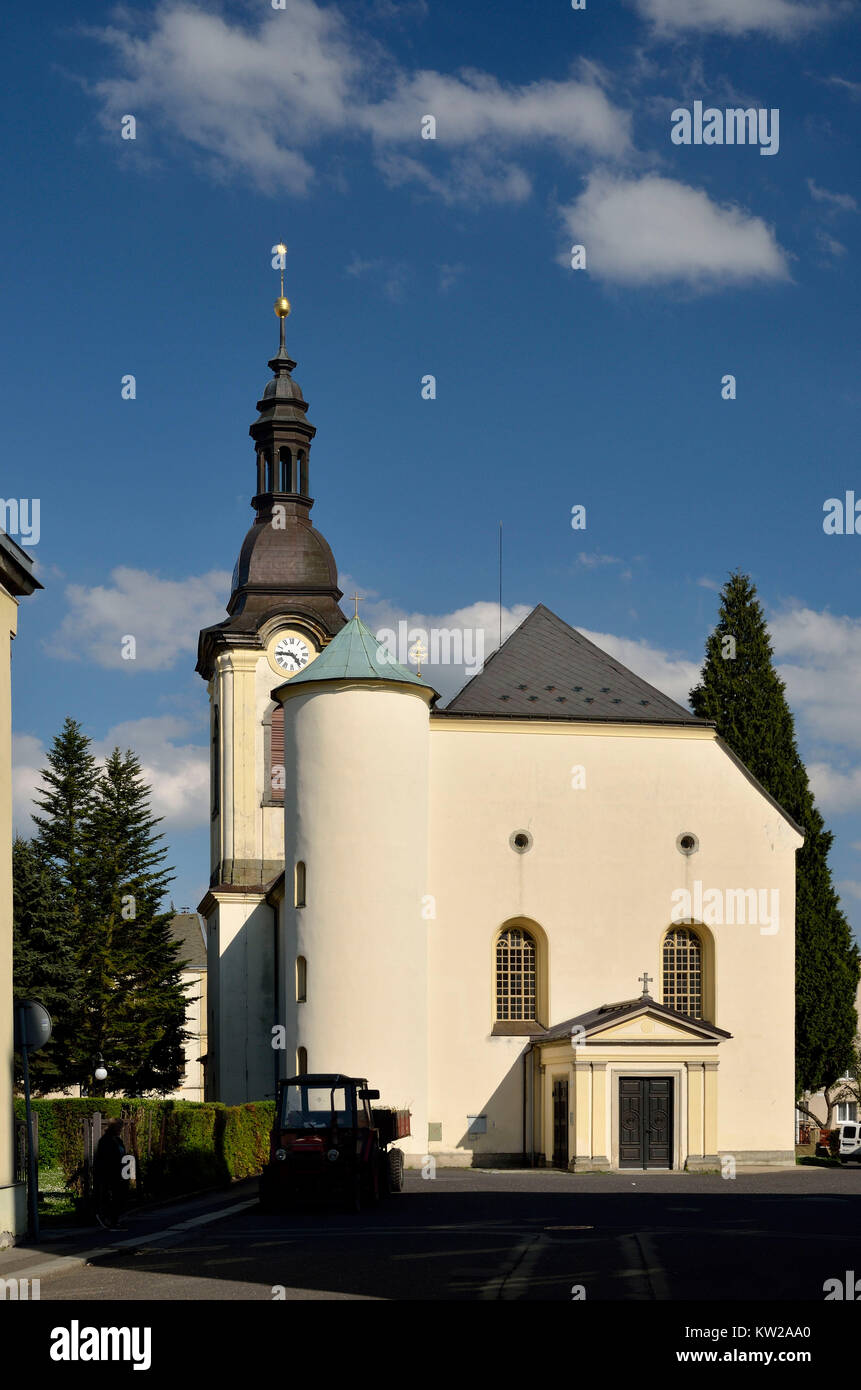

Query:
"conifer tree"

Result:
[[31, 717, 100, 938], [689, 572, 859, 1096], [17, 721, 189, 1094], [12, 837, 78, 1091], [83, 748, 187, 1095]]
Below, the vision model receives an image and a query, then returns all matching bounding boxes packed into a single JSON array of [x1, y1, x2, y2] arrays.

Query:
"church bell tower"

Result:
[[196, 259, 346, 1101]]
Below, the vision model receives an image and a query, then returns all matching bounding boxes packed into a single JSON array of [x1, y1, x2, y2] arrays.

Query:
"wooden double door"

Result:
[[619, 1077, 673, 1169]]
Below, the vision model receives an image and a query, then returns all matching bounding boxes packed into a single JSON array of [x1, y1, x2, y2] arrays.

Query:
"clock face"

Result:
[[274, 634, 311, 673]]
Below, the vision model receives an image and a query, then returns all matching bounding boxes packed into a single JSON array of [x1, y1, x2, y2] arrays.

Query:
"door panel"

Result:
[[552, 1080, 569, 1168], [618, 1077, 673, 1168]]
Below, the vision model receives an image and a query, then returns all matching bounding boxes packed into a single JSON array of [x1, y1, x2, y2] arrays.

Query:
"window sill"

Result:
[[491, 1021, 546, 1037]]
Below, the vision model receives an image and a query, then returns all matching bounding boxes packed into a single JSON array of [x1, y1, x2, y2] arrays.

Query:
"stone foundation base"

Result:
[[570, 1155, 611, 1171], [0, 1181, 26, 1243], [685, 1154, 721, 1171], [403, 1148, 472, 1169], [720, 1150, 796, 1167]]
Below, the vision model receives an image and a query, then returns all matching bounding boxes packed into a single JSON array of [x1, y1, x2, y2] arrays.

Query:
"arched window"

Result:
[[296, 1046, 307, 1074], [279, 447, 292, 492], [495, 927, 537, 1021], [662, 927, 703, 1018], [296, 955, 307, 1002], [294, 861, 306, 908], [266, 453, 275, 492]]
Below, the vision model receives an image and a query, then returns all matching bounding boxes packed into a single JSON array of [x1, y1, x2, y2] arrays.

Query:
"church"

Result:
[[196, 290, 802, 1171]]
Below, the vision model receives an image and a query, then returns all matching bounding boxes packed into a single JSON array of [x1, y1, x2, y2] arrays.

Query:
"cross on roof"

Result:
[[639, 971, 653, 998], [409, 639, 427, 675]]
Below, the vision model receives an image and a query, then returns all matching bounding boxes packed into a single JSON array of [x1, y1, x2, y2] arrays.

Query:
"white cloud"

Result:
[[11, 733, 46, 837], [769, 606, 861, 750], [807, 178, 858, 212], [49, 567, 230, 671], [816, 228, 847, 259], [86, 3, 631, 201], [560, 173, 790, 288], [375, 150, 533, 205], [697, 576, 721, 591], [93, 716, 209, 829], [633, 0, 837, 38], [578, 629, 699, 707], [12, 718, 209, 836], [824, 74, 861, 99], [577, 551, 623, 568], [362, 67, 631, 154], [342, 577, 697, 708], [809, 764, 861, 814]]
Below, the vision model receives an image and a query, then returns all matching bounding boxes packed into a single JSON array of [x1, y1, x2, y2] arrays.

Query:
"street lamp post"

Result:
[[13, 1000, 52, 1242]]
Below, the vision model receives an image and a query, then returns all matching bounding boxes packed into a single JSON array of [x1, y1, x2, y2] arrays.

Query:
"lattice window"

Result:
[[662, 927, 703, 1019], [495, 927, 537, 1021]]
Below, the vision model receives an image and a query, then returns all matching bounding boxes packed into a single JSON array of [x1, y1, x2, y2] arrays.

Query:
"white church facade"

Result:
[[197, 298, 802, 1171]]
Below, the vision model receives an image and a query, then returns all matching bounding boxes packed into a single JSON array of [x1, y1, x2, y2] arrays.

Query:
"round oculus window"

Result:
[[510, 830, 533, 853], [677, 833, 699, 855]]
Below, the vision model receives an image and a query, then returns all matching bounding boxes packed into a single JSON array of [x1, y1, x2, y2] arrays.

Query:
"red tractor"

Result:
[[259, 1073, 410, 1212]]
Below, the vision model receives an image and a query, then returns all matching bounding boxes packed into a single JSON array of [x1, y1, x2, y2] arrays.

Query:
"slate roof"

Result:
[[279, 615, 437, 696], [443, 604, 707, 725], [169, 912, 207, 970], [538, 996, 731, 1042]]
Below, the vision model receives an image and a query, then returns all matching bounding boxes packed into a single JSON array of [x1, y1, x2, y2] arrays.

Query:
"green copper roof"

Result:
[[283, 616, 436, 694]]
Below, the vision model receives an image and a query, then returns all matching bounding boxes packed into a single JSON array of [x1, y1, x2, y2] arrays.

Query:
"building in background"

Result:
[[0, 532, 41, 1242], [169, 912, 207, 1102]]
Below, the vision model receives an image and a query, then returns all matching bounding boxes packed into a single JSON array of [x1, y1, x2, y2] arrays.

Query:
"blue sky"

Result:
[[3, 0, 861, 928]]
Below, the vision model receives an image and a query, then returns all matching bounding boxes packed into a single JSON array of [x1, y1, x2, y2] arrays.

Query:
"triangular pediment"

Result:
[[594, 1010, 707, 1042], [538, 996, 731, 1045]]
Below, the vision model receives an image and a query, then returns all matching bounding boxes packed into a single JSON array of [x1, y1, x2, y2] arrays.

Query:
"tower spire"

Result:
[[274, 239, 289, 355], [249, 243, 315, 505]]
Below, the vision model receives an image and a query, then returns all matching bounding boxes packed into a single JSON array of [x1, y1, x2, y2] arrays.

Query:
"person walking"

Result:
[[93, 1118, 128, 1230]]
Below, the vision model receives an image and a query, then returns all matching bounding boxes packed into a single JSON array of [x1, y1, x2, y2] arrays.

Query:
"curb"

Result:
[[1, 1195, 259, 1284]]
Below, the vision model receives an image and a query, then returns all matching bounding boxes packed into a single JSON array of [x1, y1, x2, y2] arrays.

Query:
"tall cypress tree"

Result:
[[12, 837, 78, 1091], [689, 572, 859, 1095], [83, 748, 187, 1095]]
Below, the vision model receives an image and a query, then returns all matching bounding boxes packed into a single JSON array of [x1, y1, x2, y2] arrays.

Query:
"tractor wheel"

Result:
[[387, 1147, 405, 1193]]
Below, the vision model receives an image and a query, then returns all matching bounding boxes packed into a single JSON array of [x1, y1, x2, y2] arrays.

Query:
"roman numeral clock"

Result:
[[267, 630, 315, 676]]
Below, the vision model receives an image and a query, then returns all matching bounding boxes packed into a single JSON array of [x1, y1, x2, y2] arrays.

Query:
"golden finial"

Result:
[[274, 239, 290, 319], [350, 592, 362, 619], [409, 639, 427, 675]]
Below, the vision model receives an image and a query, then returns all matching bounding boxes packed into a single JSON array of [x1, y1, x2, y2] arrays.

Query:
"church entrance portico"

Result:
[[533, 992, 730, 1172]]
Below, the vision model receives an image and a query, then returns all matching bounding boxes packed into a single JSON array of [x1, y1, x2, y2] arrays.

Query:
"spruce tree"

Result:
[[689, 572, 860, 1096], [12, 837, 78, 1091], [31, 717, 100, 941], [83, 748, 187, 1095]]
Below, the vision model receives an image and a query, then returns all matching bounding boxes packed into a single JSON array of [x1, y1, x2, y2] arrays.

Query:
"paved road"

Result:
[[32, 1166, 861, 1301]]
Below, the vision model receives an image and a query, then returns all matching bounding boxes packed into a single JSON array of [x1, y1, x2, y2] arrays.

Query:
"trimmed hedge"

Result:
[[13, 1097, 275, 1204]]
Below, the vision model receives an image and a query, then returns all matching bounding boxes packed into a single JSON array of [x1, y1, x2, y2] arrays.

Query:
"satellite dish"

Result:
[[13, 1000, 52, 1051]]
